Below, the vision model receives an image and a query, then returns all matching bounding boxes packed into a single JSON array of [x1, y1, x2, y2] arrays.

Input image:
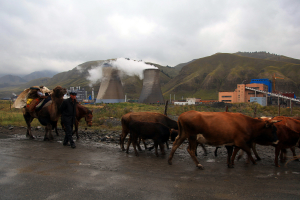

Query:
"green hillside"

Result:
[[162, 53, 300, 100], [1, 53, 300, 101]]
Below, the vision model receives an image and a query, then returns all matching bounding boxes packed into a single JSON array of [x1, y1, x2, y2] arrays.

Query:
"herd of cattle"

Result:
[[120, 111, 300, 169]]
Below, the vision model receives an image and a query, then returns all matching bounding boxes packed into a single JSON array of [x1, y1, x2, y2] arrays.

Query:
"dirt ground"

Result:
[[1, 125, 300, 199]]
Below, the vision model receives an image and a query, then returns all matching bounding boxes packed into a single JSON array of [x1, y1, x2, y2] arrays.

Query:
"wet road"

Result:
[[0, 131, 300, 199]]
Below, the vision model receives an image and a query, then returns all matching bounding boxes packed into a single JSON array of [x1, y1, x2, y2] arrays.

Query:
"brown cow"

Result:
[[120, 112, 178, 151], [168, 111, 279, 169], [233, 116, 300, 167]]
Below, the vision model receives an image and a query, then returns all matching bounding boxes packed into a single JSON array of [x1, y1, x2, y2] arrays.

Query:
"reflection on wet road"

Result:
[[0, 134, 300, 199]]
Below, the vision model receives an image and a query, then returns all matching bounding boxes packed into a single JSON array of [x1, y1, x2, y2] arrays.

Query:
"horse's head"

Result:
[[85, 110, 93, 127], [52, 86, 67, 99]]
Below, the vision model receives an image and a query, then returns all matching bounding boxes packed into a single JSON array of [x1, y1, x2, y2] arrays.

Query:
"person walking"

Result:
[[61, 91, 77, 148]]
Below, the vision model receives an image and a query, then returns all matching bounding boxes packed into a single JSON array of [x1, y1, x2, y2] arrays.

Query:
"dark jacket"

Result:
[[60, 98, 77, 124]]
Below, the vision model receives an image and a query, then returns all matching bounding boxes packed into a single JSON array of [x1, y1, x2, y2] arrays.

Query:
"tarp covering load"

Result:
[[12, 86, 51, 109]]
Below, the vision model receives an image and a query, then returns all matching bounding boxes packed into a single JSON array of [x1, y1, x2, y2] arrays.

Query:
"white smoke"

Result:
[[86, 58, 158, 87]]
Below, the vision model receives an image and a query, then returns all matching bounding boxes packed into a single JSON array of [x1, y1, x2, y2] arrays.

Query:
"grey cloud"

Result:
[[0, 0, 299, 75]]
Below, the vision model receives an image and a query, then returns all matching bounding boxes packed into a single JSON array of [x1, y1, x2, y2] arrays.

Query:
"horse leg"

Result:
[[74, 121, 79, 139], [225, 146, 234, 168], [186, 136, 203, 169]]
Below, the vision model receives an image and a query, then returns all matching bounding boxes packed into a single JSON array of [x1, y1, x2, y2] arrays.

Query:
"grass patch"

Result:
[[2, 100, 300, 131]]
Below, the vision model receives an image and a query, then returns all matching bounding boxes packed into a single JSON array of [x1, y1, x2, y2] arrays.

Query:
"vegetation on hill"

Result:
[[162, 53, 300, 100], [1, 52, 300, 100]]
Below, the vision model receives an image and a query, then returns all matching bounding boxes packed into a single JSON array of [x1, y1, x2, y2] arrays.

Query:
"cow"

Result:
[[120, 112, 178, 151], [126, 121, 171, 157], [233, 116, 300, 167], [168, 111, 279, 169]]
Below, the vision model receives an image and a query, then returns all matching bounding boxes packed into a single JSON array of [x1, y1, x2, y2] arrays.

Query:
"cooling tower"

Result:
[[95, 64, 125, 103], [138, 69, 165, 104]]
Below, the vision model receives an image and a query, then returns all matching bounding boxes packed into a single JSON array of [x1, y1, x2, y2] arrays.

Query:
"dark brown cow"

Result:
[[168, 111, 279, 169], [233, 116, 300, 167], [126, 121, 170, 156], [120, 112, 178, 151]]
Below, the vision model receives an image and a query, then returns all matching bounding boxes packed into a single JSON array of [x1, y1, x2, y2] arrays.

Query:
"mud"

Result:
[[0, 125, 300, 199]]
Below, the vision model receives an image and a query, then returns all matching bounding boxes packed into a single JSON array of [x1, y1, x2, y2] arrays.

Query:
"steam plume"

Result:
[[86, 58, 157, 87]]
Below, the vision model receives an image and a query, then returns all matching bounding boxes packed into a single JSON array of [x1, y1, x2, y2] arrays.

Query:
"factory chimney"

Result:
[[138, 69, 165, 104], [95, 63, 125, 103]]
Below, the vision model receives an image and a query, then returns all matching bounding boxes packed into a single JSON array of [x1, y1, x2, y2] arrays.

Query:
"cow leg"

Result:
[[200, 144, 208, 156], [280, 149, 287, 163], [154, 141, 159, 157], [225, 146, 234, 168], [186, 137, 203, 169], [274, 147, 281, 167], [132, 138, 139, 156], [290, 147, 299, 161], [237, 150, 244, 161], [251, 143, 261, 160], [187, 138, 197, 164], [239, 144, 257, 165], [159, 142, 165, 155], [120, 129, 129, 151], [166, 141, 169, 149], [214, 147, 220, 157], [137, 137, 143, 151], [231, 147, 241, 166], [126, 137, 132, 154], [168, 137, 186, 165]]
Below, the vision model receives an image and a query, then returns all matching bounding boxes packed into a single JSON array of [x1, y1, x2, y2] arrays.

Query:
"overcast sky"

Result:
[[0, 0, 299, 76]]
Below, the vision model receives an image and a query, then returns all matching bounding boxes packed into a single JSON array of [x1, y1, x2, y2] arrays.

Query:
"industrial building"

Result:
[[219, 79, 300, 106], [219, 83, 268, 104], [66, 87, 87, 102], [138, 69, 165, 104], [95, 63, 125, 103]]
